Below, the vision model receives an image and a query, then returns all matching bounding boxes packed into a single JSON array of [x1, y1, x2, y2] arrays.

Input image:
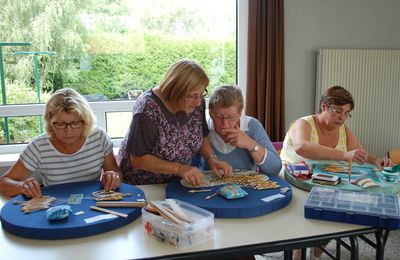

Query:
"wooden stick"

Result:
[[165, 199, 189, 219], [163, 205, 192, 224], [90, 205, 128, 218], [148, 201, 185, 225], [205, 192, 219, 200], [348, 159, 352, 182], [96, 201, 146, 208], [188, 189, 212, 193]]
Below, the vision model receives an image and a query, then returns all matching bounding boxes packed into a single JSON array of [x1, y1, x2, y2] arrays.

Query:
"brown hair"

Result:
[[209, 85, 244, 112], [159, 59, 209, 104], [44, 88, 96, 138], [319, 85, 354, 113]]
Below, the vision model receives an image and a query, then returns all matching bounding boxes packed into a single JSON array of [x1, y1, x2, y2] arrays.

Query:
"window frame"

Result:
[[0, 0, 248, 156]]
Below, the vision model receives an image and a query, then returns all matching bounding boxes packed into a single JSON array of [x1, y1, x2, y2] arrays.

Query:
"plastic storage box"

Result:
[[304, 186, 400, 229], [142, 199, 214, 249]]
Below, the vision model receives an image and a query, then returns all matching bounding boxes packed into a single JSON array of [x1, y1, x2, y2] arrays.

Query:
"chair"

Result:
[[388, 149, 400, 164], [272, 141, 283, 154]]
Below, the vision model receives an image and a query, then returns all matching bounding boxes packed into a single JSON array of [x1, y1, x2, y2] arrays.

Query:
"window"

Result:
[[0, 0, 248, 155]]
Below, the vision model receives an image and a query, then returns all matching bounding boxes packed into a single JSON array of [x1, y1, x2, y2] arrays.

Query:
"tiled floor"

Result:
[[255, 230, 400, 260]]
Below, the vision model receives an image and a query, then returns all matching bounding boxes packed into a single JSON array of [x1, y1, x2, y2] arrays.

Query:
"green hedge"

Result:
[[72, 34, 236, 99]]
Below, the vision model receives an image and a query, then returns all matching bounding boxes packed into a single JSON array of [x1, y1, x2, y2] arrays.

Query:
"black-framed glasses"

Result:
[[185, 89, 208, 101], [52, 121, 84, 129], [327, 104, 352, 118], [212, 113, 240, 122]]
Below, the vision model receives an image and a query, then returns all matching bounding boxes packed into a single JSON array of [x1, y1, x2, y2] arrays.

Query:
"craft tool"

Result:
[[163, 205, 192, 224], [280, 187, 290, 194], [205, 192, 219, 200], [90, 205, 128, 218], [188, 189, 212, 193], [349, 159, 352, 182], [165, 199, 188, 218], [95, 201, 147, 208], [148, 201, 185, 225]]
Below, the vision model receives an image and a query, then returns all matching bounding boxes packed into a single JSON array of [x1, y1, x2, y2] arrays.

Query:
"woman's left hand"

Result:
[[375, 157, 393, 171], [209, 159, 233, 178], [101, 171, 122, 191]]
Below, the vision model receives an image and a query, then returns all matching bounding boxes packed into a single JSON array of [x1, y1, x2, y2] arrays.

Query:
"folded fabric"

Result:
[[219, 184, 248, 199], [46, 205, 72, 221]]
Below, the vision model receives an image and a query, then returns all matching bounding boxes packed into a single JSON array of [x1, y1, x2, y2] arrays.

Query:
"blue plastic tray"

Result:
[[304, 186, 400, 229], [166, 176, 292, 218], [0, 181, 145, 239]]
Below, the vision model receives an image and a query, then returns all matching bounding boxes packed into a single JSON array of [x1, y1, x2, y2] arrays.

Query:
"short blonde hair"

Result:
[[159, 59, 209, 104], [44, 88, 96, 138], [209, 85, 244, 112]]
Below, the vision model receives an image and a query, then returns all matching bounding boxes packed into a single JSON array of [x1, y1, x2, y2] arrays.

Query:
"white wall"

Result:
[[284, 0, 400, 128]]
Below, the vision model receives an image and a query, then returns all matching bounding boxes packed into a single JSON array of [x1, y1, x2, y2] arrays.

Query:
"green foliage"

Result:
[[0, 82, 50, 143], [0, 0, 236, 144], [0, 0, 89, 92], [72, 34, 236, 98]]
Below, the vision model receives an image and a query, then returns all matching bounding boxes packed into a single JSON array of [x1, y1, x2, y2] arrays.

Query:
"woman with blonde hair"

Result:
[[118, 59, 232, 186], [0, 88, 121, 198]]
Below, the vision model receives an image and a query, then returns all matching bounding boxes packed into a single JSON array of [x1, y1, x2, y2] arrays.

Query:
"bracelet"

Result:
[[206, 152, 217, 162]]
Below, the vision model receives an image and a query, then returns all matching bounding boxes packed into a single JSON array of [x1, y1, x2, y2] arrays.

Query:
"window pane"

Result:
[[106, 112, 132, 138], [0, 116, 43, 144], [0, 0, 236, 148], [1, 0, 236, 104]]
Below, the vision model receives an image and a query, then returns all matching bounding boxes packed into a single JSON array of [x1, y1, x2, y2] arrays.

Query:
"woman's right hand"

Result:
[[344, 148, 368, 164], [177, 164, 203, 186], [21, 178, 42, 198]]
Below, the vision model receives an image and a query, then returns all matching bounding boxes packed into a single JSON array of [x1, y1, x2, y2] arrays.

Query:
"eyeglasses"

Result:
[[185, 90, 208, 101], [52, 121, 84, 129], [212, 113, 240, 122], [327, 104, 352, 118]]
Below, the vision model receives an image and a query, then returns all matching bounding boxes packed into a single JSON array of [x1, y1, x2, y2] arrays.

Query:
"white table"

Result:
[[0, 184, 382, 260]]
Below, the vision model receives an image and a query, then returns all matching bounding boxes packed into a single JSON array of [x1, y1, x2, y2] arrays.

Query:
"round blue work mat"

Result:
[[166, 176, 292, 218], [0, 181, 145, 240]]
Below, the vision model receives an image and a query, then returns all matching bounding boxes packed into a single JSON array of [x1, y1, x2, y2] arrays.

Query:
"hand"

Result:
[[344, 148, 368, 164], [101, 171, 121, 191], [178, 164, 203, 186], [221, 128, 253, 149], [21, 178, 42, 198], [209, 158, 233, 178], [375, 157, 393, 171]]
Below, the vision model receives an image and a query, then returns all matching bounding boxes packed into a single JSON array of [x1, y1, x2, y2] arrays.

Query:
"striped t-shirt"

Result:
[[20, 127, 113, 186]]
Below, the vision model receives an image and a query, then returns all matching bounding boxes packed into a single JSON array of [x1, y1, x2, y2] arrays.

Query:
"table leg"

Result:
[[350, 235, 359, 260], [284, 250, 293, 260], [335, 239, 341, 259], [301, 248, 307, 260], [375, 229, 384, 260]]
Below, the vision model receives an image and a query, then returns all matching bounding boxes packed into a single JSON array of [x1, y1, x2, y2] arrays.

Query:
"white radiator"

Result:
[[316, 49, 400, 157]]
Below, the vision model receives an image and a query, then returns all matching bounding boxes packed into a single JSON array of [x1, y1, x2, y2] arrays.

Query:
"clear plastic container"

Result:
[[142, 199, 214, 249]]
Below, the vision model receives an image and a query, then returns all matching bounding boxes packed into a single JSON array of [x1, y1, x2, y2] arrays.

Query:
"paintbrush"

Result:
[[348, 159, 352, 182]]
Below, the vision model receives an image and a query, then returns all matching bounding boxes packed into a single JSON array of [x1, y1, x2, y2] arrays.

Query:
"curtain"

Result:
[[245, 0, 285, 141]]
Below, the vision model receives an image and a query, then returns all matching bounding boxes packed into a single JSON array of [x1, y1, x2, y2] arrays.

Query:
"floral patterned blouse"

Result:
[[118, 88, 209, 185]]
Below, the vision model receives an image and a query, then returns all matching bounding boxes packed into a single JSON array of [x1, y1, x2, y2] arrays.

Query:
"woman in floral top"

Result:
[[118, 59, 232, 186]]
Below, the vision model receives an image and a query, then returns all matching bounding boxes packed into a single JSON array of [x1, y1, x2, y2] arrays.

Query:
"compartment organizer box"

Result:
[[304, 186, 400, 229]]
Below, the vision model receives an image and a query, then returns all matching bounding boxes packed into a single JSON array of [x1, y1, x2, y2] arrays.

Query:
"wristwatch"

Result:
[[251, 143, 260, 153]]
